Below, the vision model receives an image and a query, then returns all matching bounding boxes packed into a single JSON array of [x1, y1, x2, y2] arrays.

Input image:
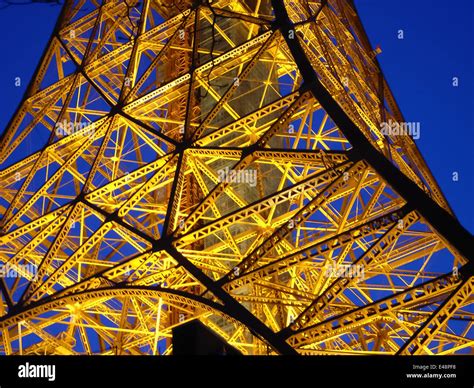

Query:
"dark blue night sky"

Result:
[[0, 0, 472, 232]]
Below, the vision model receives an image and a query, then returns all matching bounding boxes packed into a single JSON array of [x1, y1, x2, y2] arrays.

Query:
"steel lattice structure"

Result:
[[0, 0, 473, 355]]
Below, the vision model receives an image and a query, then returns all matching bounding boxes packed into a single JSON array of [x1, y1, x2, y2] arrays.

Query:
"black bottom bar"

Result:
[[0, 356, 471, 387]]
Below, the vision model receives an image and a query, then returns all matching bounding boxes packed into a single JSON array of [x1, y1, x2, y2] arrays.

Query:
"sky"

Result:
[[0, 0, 472, 233], [354, 0, 474, 233]]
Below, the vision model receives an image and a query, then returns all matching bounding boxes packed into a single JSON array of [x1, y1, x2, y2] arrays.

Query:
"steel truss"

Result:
[[0, 0, 472, 355]]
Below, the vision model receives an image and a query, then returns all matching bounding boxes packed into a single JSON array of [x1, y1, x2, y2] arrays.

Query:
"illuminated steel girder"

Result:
[[0, 0, 472, 355]]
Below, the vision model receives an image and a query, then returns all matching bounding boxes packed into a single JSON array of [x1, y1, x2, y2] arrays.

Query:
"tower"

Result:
[[0, 0, 472, 355]]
